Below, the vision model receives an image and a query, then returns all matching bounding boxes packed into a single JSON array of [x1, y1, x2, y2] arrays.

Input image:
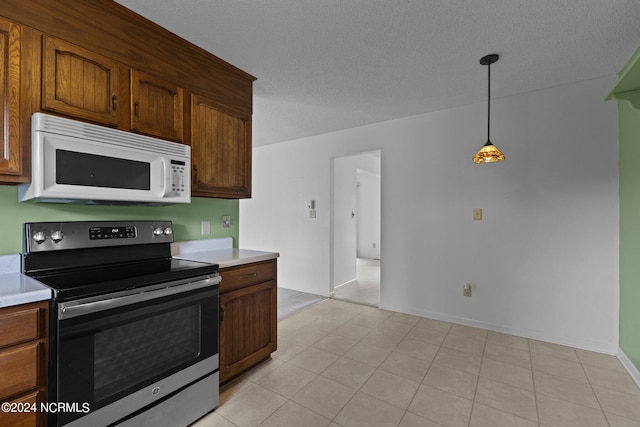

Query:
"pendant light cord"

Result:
[[487, 61, 491, 143]]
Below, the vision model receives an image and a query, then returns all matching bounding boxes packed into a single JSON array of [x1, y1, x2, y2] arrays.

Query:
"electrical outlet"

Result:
[[222, 215, 231, 228], [201, 220, 211, 235], [473, 208, 482, 220], [463, 283, 472, 297], [309, 209, 317, 218]]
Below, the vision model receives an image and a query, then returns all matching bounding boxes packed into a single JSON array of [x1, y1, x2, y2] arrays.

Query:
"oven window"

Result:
[[56, 149, 151, 190], [93, 305, 201, 401]]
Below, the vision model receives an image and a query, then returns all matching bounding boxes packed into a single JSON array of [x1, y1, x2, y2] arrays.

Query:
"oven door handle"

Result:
[[58, 275, 221, 320]]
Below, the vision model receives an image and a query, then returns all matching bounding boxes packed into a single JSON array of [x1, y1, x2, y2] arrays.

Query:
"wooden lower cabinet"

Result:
[[219, 260, 277, 384], [0, 390, 45, 427], [0, 301, 49, 427]]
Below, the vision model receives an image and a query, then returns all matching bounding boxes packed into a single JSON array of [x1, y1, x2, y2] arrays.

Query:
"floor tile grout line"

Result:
[[467, 329, 488, 427], [531, 342, 542, 427], [575, 348, 614, 427]]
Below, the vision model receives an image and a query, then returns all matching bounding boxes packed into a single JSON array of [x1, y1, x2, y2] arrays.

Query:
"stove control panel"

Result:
[[24, 221, 174, 252], [153, 227, 173, 236], [51, 230, 64, 243], [90, 226, 136, 240]]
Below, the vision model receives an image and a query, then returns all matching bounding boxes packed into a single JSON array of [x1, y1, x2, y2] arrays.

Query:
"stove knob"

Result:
[[164, 227, 172, 236], [32, 231, 47, 244], [51, 230, 64, 243], [153, 227, 164, 236]]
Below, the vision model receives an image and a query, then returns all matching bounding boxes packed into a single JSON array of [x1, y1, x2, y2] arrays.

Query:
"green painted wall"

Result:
[[619, 100, 640, 367], [0, 186, 239, 254]]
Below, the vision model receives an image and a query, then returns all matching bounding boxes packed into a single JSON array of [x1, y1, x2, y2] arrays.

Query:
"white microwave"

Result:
[[19, 113, 190, 205]]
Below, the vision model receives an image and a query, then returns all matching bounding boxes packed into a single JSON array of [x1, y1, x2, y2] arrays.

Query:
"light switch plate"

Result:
[[463, 283, 472, 297], [473, 208, 482, 220], [222, 215, 231, 228]]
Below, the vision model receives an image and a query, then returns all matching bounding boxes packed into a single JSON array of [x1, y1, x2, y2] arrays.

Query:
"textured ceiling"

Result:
[[115, 0, 640, 146]]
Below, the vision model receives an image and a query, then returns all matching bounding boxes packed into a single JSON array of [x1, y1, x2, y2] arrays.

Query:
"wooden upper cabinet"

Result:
[[130, 69, 183, 141], [0, 17, 24, 180], [42, 36, 119, 126], [0, 2, 254, 193], [191, 93, 251, 198]]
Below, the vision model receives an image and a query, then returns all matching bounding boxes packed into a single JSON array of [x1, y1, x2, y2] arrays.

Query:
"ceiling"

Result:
[[114, 0, 640, 147]]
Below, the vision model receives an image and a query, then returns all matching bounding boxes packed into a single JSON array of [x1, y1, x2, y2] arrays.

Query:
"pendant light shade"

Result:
[[473, 54, 505, 164], [473, 141, 505, 163]]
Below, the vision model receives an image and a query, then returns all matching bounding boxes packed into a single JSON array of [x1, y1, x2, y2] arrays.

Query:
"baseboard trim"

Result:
[[379, 303, 618, 355], [334, 278, 357, 289], [618, 348, 640, 389]]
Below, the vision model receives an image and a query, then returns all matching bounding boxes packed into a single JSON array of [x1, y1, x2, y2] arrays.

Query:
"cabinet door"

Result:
[[191, 93, 251, 198], [42, 36, 119, 126], [219, 281, 276, 383], [130, 69, 183, 141], [0, 18, 23, 180]]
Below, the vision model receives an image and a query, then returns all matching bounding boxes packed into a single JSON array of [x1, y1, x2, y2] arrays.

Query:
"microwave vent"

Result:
[[33, 113, 189, 158]]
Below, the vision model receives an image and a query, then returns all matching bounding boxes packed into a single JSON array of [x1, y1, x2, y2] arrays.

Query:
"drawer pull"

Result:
[[244, 273, 258, 278]]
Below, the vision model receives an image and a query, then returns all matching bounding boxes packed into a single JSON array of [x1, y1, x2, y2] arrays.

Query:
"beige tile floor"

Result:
[[193, 299, 640, 427], [333, 258, 380, 307]]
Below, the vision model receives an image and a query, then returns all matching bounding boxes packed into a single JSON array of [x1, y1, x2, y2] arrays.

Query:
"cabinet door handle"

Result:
[[112, 95, 118, 114], [220, 305, 225, 325], [193, 164, 199, 184], [134, 101, 140, 120]]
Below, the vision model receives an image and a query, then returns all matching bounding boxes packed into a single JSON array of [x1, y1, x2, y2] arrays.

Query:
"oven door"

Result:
[[53, 276, 219, 426]]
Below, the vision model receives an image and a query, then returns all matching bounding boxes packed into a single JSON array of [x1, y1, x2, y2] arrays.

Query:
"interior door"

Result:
[[332, 156, 358, 290]]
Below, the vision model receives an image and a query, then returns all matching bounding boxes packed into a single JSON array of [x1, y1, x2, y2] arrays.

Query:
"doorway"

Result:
[[330, 150, 381, 306]]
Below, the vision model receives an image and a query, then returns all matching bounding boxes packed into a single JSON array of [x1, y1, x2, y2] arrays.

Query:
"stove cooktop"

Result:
[[27, 257, 219, 301]]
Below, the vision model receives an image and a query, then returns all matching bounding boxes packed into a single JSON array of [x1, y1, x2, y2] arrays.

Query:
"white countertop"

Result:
[[171, 238, 279, 269], [0, 254, 52, 308], [176, 248, 279, 269]]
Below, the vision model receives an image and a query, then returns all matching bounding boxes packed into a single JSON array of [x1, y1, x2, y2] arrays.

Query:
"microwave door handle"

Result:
[[161, 158, 172, 198]]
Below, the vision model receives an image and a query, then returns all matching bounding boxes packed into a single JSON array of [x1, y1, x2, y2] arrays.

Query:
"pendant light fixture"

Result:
[[473, 54, 505, 164]]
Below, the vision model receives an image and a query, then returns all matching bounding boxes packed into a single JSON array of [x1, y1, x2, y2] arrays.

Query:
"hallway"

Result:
[[333, 258, 380, 307]]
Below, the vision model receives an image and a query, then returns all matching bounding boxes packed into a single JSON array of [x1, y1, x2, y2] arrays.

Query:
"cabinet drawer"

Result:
[[220, 260, 276, 294], [0, 342, 40, 400], [0, 390, 41, 427], [0, 303, 45, 349]]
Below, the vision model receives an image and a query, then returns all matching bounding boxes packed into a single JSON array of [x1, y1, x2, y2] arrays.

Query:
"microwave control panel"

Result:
[[169, 160, 187, 197]]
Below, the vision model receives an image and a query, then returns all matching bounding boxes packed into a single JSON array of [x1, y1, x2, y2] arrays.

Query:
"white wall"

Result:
[[240, 76, 619, 353]]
